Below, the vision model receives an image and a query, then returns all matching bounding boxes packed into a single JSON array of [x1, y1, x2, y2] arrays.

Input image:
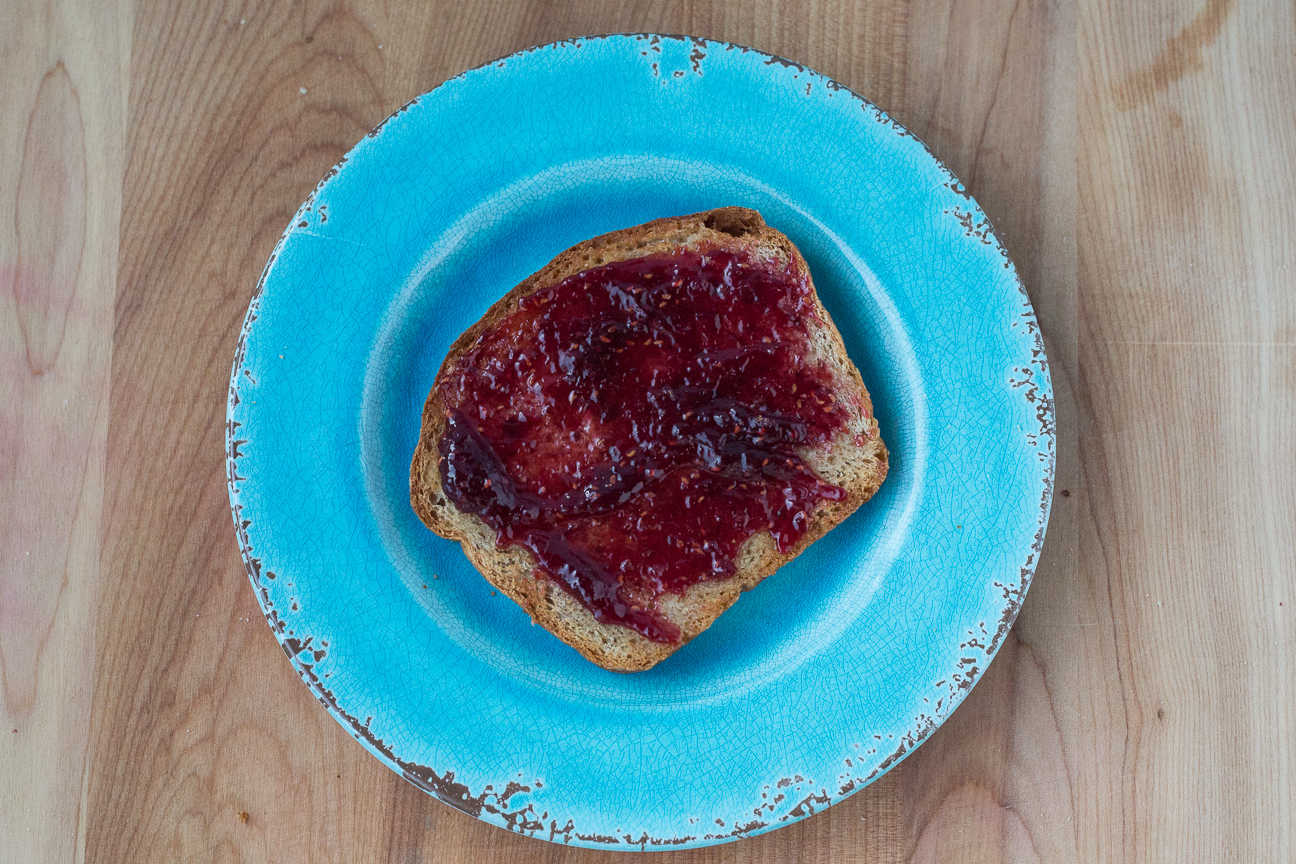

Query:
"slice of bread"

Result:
[[410, 207, 887, 671]]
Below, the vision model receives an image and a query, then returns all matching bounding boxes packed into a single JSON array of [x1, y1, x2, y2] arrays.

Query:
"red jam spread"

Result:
[[437, 249, 848, 643]]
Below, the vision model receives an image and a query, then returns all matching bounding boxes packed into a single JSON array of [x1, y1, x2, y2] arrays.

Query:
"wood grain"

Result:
[[1079, 0, 1296, 860], [0, 0, 129, 860], [2, 0, 1292, 861]]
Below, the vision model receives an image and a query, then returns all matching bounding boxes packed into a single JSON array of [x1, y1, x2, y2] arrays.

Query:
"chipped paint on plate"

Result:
[[227, 34, 1053, 850]]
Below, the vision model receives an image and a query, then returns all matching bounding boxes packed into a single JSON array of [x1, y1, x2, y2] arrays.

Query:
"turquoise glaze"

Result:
[[227, 35, 1053, 850]]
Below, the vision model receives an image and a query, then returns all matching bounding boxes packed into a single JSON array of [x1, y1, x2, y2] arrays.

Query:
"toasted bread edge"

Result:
[[409, 207, 888, 672]]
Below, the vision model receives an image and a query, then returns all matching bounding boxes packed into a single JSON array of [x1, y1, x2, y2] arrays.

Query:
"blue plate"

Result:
[[227, 35, 1053, 850]]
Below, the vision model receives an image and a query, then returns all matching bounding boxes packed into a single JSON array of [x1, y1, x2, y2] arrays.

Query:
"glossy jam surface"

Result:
[[437, 249, 847, 643]]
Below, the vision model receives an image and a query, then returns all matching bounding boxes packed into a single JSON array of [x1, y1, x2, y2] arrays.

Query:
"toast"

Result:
[[410, 207, 888, 671]]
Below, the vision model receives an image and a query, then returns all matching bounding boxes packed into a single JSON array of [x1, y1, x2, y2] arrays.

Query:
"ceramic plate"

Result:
[[227, 34, 1053, 850]]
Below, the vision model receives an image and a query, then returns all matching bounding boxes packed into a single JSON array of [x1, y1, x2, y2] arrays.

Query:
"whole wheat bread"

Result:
[[410, 207, 888, 671]]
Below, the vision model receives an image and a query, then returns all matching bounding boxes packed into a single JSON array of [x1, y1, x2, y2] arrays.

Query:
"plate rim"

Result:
[[226, 32, 1055, 850]]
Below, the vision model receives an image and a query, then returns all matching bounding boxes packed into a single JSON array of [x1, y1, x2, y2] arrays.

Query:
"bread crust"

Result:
[[410, 207, 888, 671]]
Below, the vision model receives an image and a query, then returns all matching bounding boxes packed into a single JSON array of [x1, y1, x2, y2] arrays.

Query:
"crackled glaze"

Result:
[[227, 34, 1053, 850]]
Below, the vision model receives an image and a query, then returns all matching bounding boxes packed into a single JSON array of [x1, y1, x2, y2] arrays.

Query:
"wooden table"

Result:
[[3, 1, 1293, 861]]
